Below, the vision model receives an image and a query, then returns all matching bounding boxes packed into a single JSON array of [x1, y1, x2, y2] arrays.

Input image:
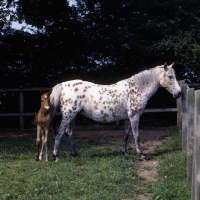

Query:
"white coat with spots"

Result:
[[47, 63, 181, 161]]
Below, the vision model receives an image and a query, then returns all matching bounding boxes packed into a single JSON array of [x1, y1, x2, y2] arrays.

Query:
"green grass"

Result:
[[0, 127, 191, 200], [0, 132, 143, 200], [151, 127, 191, 200]]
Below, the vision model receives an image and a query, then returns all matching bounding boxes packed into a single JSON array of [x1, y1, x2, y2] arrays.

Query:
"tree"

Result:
[[1, 0, 200, 88]]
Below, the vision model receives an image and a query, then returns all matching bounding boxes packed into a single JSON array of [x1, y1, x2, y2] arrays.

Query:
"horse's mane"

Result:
[[129, 66, 162, 92]]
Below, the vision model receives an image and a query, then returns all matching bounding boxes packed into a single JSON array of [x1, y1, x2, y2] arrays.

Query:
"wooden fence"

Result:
[[0, 87, 51, 131], [178, 81, 200, 200], [0, 87, 179, 131]]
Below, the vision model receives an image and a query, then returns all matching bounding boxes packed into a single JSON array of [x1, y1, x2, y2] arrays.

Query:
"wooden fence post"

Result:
[[177, 80, 185, 132], [186, 88, 194, 188], [181, 83, 188, 152], [19, 86, 24, 131], [194, 90, 200, 200]]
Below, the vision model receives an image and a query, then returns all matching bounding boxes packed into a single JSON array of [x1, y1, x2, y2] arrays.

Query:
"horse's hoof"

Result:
[[55, 158, 59, 162], [71, 151, 77, 157], [139, 154, 149, 161]]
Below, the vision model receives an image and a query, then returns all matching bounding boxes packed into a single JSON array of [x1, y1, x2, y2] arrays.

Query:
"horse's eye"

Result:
[[168, 75, 173, 79]]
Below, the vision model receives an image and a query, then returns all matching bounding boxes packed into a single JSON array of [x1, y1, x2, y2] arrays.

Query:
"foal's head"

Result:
[[159, 62, 181, 99], [40, 90, 51, 114]]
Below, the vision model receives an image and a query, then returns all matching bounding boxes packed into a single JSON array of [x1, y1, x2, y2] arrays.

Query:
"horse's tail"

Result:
[[48, 83, 62, 121]]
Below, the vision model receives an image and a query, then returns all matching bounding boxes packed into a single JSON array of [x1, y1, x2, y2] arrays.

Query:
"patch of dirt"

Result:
[[136, 130, 170, 200]]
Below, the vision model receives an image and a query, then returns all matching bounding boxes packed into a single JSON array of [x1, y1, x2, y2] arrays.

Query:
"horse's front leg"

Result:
[[53, 117, 70, 162], [129, 115, 145, 160], [122, 120, 131, 156]]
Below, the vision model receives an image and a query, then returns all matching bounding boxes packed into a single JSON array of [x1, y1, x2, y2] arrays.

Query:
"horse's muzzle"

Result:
[[44, 106, 50, 113], [174, 91, 181, 99]]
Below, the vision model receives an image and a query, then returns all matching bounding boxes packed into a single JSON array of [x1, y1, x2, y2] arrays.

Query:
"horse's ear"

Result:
[[40, 90, 43, 95], [164, 62, 168, 70], [167, 62, 174, 68]]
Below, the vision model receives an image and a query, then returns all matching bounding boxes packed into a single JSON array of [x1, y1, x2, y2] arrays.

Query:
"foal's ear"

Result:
[[164, 62, 168, 70], [47, 90, 52, 96], [40, 90, 43, 95]]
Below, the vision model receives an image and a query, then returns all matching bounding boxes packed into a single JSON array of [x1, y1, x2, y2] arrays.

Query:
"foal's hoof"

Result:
[[121, 150, 129, 157], [122, 151, 129, 157]]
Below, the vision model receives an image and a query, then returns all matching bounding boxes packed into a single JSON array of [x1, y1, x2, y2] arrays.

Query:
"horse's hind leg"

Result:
[[65, 117, 77, 156], [53, 117, 71, 162], [122, 120, 131, 156]]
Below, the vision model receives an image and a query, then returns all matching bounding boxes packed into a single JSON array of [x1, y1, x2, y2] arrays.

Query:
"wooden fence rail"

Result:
[[178, 81, 200, 200], [0, 87, 179, 131], [0, 87, 51, 131]]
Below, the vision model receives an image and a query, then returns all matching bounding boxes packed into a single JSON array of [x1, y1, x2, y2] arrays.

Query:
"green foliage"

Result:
[[152, 129, 191, 200], [1, 0, 200, 87]]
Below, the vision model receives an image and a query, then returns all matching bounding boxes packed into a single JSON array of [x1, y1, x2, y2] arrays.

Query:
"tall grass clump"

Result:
[[152, 127, 191, 200]]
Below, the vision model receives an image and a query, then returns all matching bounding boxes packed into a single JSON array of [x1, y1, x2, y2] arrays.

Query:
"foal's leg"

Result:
[[121, 120, 131, 156], [39, 129, 45, 160], [129, 114, 145, 160], [36, 125, 42, 161], [44, 127, 49, 162]]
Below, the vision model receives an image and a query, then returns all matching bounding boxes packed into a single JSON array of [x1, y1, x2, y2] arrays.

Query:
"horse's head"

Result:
[[159, 62, 181, 99], [40, 90, 51, 114]]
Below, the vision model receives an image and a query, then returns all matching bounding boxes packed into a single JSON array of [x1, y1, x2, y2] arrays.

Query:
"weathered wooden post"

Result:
[[186, 88, 194, 188], [177, 80, 185, 131], [19, 86, 24, 131], [181, 83, 188, 152], [193, 90, 200, 200]]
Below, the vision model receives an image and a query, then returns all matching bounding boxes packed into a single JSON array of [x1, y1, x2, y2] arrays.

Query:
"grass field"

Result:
[[0, 126, 190, 200], [0, 129, 142, 200]]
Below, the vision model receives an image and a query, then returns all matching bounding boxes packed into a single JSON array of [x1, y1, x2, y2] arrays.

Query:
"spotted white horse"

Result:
[[47, 63, 181, 162]]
